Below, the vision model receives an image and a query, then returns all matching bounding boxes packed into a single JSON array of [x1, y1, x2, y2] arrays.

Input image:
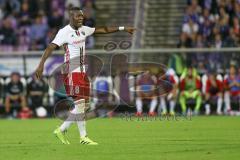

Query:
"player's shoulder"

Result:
[[82, 25, 95, 30], [58, 25, 72, 34]]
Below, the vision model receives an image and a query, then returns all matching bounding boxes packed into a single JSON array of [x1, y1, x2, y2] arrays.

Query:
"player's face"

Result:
[[187, 68, 193, 77], [209, 74, 216, 81], [11, 74, 20, 83], [72, 11, 84, 28], [230, 66, 236, 75]]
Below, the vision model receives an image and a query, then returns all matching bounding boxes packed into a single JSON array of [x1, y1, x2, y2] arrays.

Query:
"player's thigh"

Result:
[[192, 90, 201, 98], [63, 72, 90, 100]]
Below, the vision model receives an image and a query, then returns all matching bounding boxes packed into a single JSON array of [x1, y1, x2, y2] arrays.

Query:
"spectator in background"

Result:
[[207, 34, 224, 73], [92, 71, 116, 117], [27, 76, 48, 117], [192, 34, 208, 75], [135, 71, 158, 116], [198, 0, 217, 13], [182, 19, 199, 43], [50, 0, 65, 13], [225, 28, 239, 47], [179, 66, 202, 115], [177, 33, 192, 48], [0, 0, 96, 51], [17, 25, 30, 51], [18, 1, 31, 26], [16, 1, 31, 50], [0, 17, 17, 51], [208, 25, 220, 44], [22, 0, 39, 18], [158, 69, 178, 116], [48, 9, 63, 29], [200, 19, 213, 41], [189, 0, 202, 15], [168, 50, 186, 75], [29, 14, 48, 50], [204, 71, 223, 115], [2, 0, 20, 16], [212, 34, 223, 48], [194, 34, 207, 48], [36, 0, 49, 14], [232, 16, 239, 36], [217, 7, 230, 39], [233, 1, 240, 19], [5, 72, 28, 117], [180, 0, 240, 52], [199, 12, 214, 40], [83, 0, 95, 20], [199, 8, 215, 25], [183, 6, 199, 23], [224, 65, 240, 113]]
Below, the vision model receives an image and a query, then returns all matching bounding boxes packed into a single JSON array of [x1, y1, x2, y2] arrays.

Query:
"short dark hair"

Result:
[[68, 7, 83, 17], [69, 7, 82, 12]]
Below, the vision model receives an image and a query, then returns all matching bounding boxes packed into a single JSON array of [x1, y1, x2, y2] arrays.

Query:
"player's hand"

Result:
[[35, 65, 44, 79], [125, 27, 136, 35]]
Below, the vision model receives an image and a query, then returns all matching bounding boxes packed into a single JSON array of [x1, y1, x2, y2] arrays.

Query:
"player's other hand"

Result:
[[35, 65, 44, 79], [125, 27, 136, 35]]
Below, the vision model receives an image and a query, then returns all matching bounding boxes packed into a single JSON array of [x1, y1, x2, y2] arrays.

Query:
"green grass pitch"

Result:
[[0, 116, 240, 160]]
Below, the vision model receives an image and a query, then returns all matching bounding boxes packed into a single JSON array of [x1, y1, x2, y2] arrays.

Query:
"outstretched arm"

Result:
[[94, 26, 135, 34], [35, 43, 58, 79]]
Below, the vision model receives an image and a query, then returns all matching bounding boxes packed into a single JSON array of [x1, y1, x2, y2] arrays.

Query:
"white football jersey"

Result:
[[52, 24, 95, 72]]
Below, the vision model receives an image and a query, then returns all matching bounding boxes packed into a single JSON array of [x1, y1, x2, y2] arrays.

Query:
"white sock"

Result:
[[59, 99, 85, 132], [60, 121, 74, 132], [224, 92, 231, 111], [77, 121, 87, 137], [217, 97, 223, 113], [169, 100, 176, 113], [205, 104, 210, 115], [136, 97, 143, 112], [62, 99, 87, 137], [74, 99, 87, 137], [149, 98, 157, 112], [160, 97, 167, 113]]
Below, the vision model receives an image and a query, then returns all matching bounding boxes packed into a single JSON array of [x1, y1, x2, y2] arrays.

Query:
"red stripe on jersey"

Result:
[[75, 31, 80, 36], [63, 44, 70, 72]]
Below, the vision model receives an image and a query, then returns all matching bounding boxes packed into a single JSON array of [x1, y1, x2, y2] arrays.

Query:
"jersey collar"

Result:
[[68, 24, 82, 31]]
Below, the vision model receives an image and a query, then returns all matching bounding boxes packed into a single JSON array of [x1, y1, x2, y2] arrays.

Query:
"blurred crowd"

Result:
[[0, 0, 96, 51], [177, 0, 240, 75], [179, 0, 240, 48]]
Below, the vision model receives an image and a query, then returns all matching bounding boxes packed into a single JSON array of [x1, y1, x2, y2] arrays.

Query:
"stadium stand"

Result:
[[143, 0, 186, 48]]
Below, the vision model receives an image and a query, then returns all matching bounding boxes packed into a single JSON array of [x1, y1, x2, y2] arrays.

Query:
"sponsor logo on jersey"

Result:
[[81, 31, 85, 35], [73, 39, 85, 44]]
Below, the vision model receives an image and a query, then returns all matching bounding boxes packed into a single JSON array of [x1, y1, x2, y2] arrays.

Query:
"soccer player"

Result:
[[179, 66, 202, 115], [159, 69, 178, 116], [204, 72, 223, 115], [35, 7, 135, 145], [5, 72, 28, 117], [135, 71, 158, 116], [224, 66, 240, 113]]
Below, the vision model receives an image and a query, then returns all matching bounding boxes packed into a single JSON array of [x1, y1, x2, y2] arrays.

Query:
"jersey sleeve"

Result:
[[83, 26, 95, 36], [51, 29, 66, 47]]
